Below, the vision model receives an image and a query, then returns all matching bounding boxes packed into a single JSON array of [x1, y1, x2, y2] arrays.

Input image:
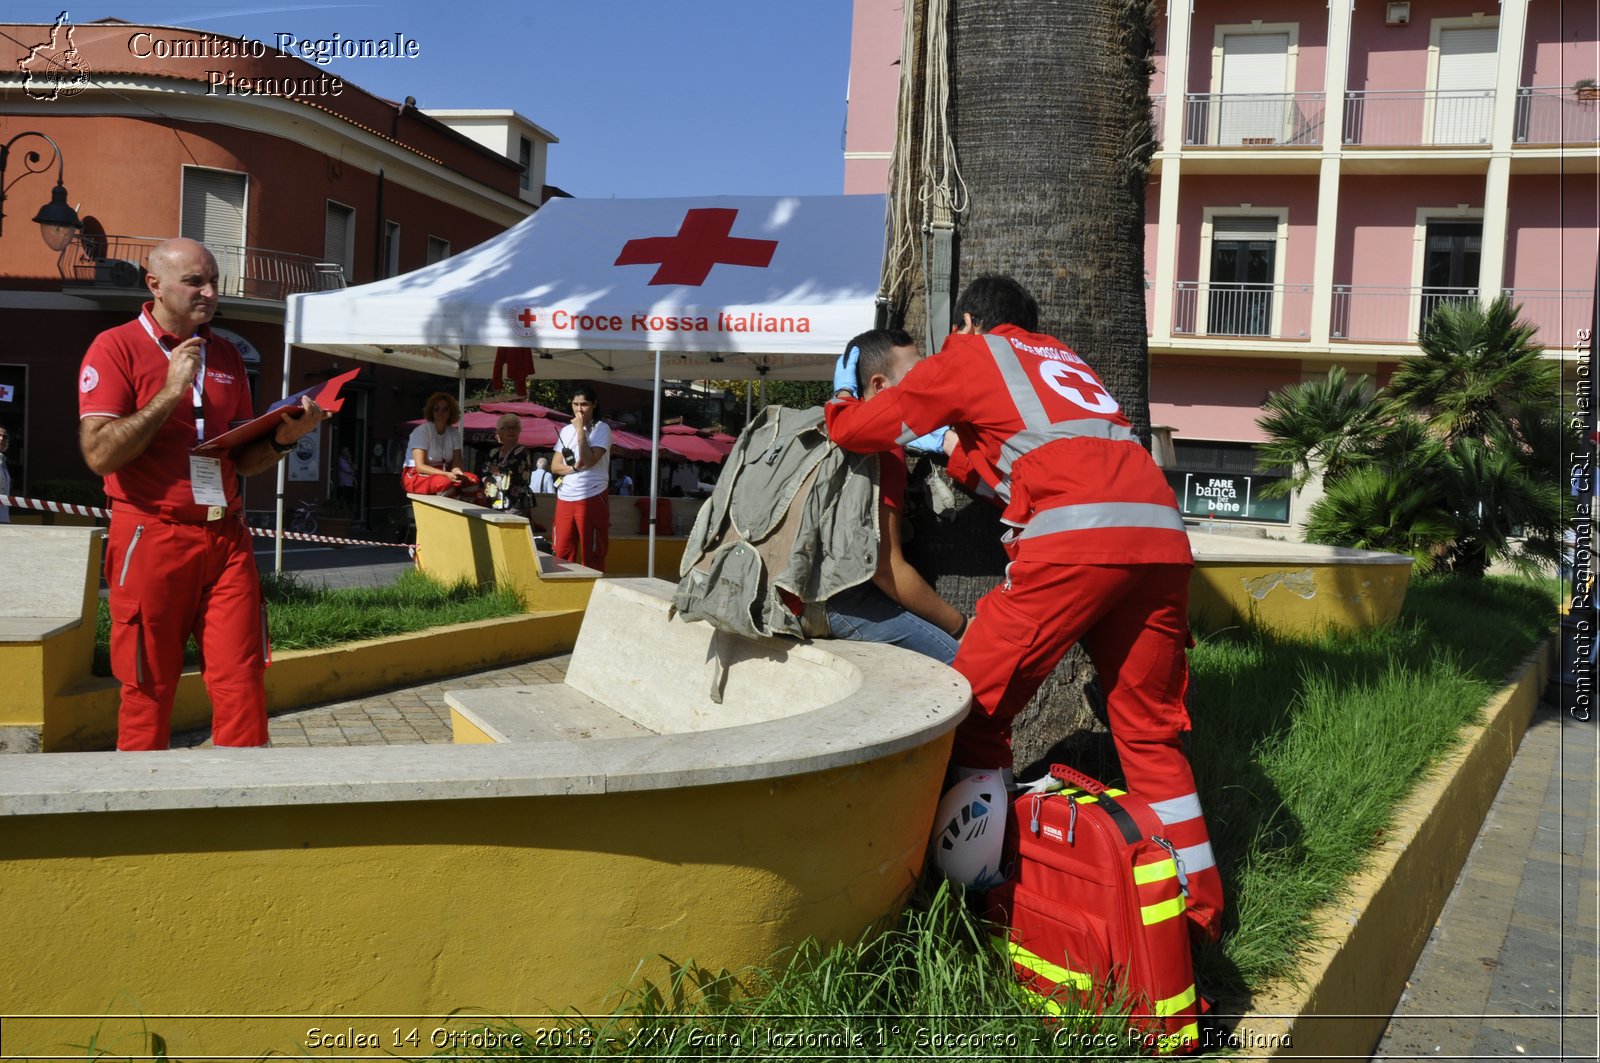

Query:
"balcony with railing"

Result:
[[1171, 281, 1314, 340], [1342, 89, 1496, 147], [1183, 93, 1325, 147], [1504, 289, 1596, 350], [57, 234, 346, 301], [1330, 285, 1479, 343], [1514, 86, 1600, 145]]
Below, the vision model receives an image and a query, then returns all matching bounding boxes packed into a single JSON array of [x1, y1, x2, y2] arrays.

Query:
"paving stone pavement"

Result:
[[1374, 698, 1598, 1061], [172, 654, 572, 749]]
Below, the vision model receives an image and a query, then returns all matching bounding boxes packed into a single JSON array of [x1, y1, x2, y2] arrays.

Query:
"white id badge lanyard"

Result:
[[141, 313, 224, 505], [139, 312, 207, 441]]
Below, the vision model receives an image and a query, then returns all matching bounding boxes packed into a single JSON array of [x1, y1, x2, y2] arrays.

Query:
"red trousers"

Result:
[[951, 560, 1224, 939], [553, 493, 610, 570], [401, 468, 476, 497], [105, 509, 269, 750]]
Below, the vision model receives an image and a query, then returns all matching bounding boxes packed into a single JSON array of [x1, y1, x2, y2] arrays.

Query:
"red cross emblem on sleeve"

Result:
[[614, 208, 778, 286]]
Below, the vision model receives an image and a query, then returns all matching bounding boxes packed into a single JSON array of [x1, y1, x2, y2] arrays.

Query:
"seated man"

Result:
[[824, 328, 967, 664]]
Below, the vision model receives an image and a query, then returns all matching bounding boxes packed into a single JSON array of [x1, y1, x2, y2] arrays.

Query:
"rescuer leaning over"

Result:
[[824, 274, 1224, 943]]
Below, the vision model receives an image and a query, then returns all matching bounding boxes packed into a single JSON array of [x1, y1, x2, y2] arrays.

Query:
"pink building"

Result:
[[845, 0, 1598, 531]]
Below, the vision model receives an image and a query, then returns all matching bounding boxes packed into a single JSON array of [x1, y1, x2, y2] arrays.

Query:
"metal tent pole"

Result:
[[647, 350, 663, 579], [274, 339, 291, 573]]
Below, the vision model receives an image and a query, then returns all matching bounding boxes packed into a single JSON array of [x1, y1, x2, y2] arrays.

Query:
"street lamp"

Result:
[[0, 131, 81, 251]]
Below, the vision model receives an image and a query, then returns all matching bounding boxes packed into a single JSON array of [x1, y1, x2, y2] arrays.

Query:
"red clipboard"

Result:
[[193, 367, 360, 456]]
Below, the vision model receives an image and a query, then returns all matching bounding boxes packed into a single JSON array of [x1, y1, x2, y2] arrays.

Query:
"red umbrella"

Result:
[[604, 425, 653, 457], [479, 400, 570, 422], [657, 432, 727, 464]]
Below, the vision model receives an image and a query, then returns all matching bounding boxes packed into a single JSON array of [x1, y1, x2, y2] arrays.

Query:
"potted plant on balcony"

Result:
[[1575, 78, 1600, 102]]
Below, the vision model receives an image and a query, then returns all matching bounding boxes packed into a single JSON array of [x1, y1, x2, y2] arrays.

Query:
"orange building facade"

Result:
[[0, 16, 555, 529]]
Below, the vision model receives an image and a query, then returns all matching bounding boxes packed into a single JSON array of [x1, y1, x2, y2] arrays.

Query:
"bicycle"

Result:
[[287, 499, 319, 535]]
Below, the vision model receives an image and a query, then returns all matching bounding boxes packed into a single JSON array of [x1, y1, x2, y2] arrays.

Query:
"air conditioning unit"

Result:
[[1386, 2, 1411, 26]]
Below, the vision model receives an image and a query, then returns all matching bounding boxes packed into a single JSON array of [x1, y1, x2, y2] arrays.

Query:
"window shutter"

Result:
[[180, 168, 246, 295], [1212, 216, 1279, 242], [325, 203, 354, 277]]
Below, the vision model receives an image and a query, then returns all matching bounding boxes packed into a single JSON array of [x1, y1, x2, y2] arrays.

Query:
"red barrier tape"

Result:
[[1, 494, 417, 552]]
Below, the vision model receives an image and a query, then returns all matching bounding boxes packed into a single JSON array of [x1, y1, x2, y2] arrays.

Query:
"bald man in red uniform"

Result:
[[79, 238, 328, 750], [826, 275, 1223, 943]]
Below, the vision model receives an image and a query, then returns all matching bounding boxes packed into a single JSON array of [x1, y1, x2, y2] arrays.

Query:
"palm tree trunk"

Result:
[[897, 0, 1161, 779]]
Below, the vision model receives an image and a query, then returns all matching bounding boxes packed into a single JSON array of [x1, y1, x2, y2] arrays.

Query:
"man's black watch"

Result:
[[269, 435, 294, 455]]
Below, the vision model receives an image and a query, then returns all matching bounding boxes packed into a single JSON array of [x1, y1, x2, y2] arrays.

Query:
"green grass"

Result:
[[1189, 573, 1557, 996], [410, 573, 1557, 1059], [93, 569, 526, 674]]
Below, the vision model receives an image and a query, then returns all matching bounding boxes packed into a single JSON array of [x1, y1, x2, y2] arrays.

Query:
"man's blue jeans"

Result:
[[825, 582, 959, 665]]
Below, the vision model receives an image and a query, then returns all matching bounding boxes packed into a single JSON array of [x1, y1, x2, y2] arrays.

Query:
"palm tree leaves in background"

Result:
[[1257, 296, 1564, 576], [1390, 295, 1558, 445], [1255, 366, 1388, 496]]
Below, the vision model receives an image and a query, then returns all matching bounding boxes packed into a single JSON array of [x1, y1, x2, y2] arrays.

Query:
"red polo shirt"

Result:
[[78, 304, 255, 510]]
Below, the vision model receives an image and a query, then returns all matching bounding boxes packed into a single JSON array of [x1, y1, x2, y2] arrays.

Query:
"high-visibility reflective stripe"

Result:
[[1063, 786, 1126, 802], [1156, 1022, 1201, 1052], [1149, 793, 1205, 825], [985, 335, 1054, 430], [1017, 985, 1068, 1018], [1002, 939, 1095, 991], [894, 422, 919, 446], [1133, 858, 1178, 885], [1019, 501, 1187, 539], [997, 421, 1139, 476], [1154, 983, 1198, 1017], [1177, 839, 1218, 873], [1141, 894, 1187, 925]]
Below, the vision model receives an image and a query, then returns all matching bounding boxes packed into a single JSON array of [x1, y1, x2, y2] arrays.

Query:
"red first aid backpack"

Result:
[[986, 765, 1203, 1055]]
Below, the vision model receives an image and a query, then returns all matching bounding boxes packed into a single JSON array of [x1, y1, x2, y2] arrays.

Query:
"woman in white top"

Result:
[[401, 391, 473, 498], [549, 384, 612, 568]]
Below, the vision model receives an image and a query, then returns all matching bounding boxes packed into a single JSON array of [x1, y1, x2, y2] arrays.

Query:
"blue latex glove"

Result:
[[832, 345, 862, 397], [905, 426, 951, 455]]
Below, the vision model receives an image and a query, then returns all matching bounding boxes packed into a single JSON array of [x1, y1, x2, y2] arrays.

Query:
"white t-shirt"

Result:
[[556, 421, 611, 501], [405, 422, 462, 468]]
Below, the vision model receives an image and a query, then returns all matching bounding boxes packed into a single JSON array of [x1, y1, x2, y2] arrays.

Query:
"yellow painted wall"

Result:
[[1189, 560, 1412, 636], [0, 534, 102, 731], [0, 736, 952, 1060], [604, 535, 686, 577], [411, 500, 595, 611]]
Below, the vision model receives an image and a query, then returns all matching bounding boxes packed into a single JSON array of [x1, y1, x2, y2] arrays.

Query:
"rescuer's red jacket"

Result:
[[824, 325, 1191, 567]]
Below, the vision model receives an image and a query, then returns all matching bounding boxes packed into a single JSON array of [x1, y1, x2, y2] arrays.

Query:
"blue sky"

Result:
[[65, 0, 856, 198]]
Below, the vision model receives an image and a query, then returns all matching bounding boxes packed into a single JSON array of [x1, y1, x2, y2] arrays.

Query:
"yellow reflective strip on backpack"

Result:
[[1140, 894, 1187, 925], [1001, 938, 1095, 991], [1154, 982, 1197, 1016], [1133, 858, 1178, 885], [1155, 1021, 1201, 1053]]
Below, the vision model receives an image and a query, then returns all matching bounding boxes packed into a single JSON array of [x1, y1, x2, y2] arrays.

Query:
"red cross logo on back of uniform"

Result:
[[614, 208, 778, 286]]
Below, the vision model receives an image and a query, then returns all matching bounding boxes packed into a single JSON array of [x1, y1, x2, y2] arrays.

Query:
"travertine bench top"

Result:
[[1188, 529, 1414, 566], [0, 526, 99, 644]]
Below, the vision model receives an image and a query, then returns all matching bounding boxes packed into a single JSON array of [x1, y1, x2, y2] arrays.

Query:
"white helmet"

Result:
[[931, 773, 1008, 889]]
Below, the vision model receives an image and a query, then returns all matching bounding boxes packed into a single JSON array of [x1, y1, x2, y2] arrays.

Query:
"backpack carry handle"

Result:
[[1049, 764, 1106, 794]]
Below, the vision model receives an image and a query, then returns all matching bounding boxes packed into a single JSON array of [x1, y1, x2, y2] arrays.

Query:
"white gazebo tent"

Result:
[[282, 194, 887, 573]]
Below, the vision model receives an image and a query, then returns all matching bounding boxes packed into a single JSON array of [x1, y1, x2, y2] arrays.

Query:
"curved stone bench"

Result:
[[0, 578, 970, 1059], [1189, 529, 1415, 635]]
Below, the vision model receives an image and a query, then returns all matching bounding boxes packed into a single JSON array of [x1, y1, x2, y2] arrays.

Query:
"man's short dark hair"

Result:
[[845, 327, 916, 388], [954, 275, 1038, 333]]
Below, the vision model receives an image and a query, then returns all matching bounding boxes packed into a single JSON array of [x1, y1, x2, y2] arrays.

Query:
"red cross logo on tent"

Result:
[[512, 308, 538, 336], [614, 208, 778, 286]]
